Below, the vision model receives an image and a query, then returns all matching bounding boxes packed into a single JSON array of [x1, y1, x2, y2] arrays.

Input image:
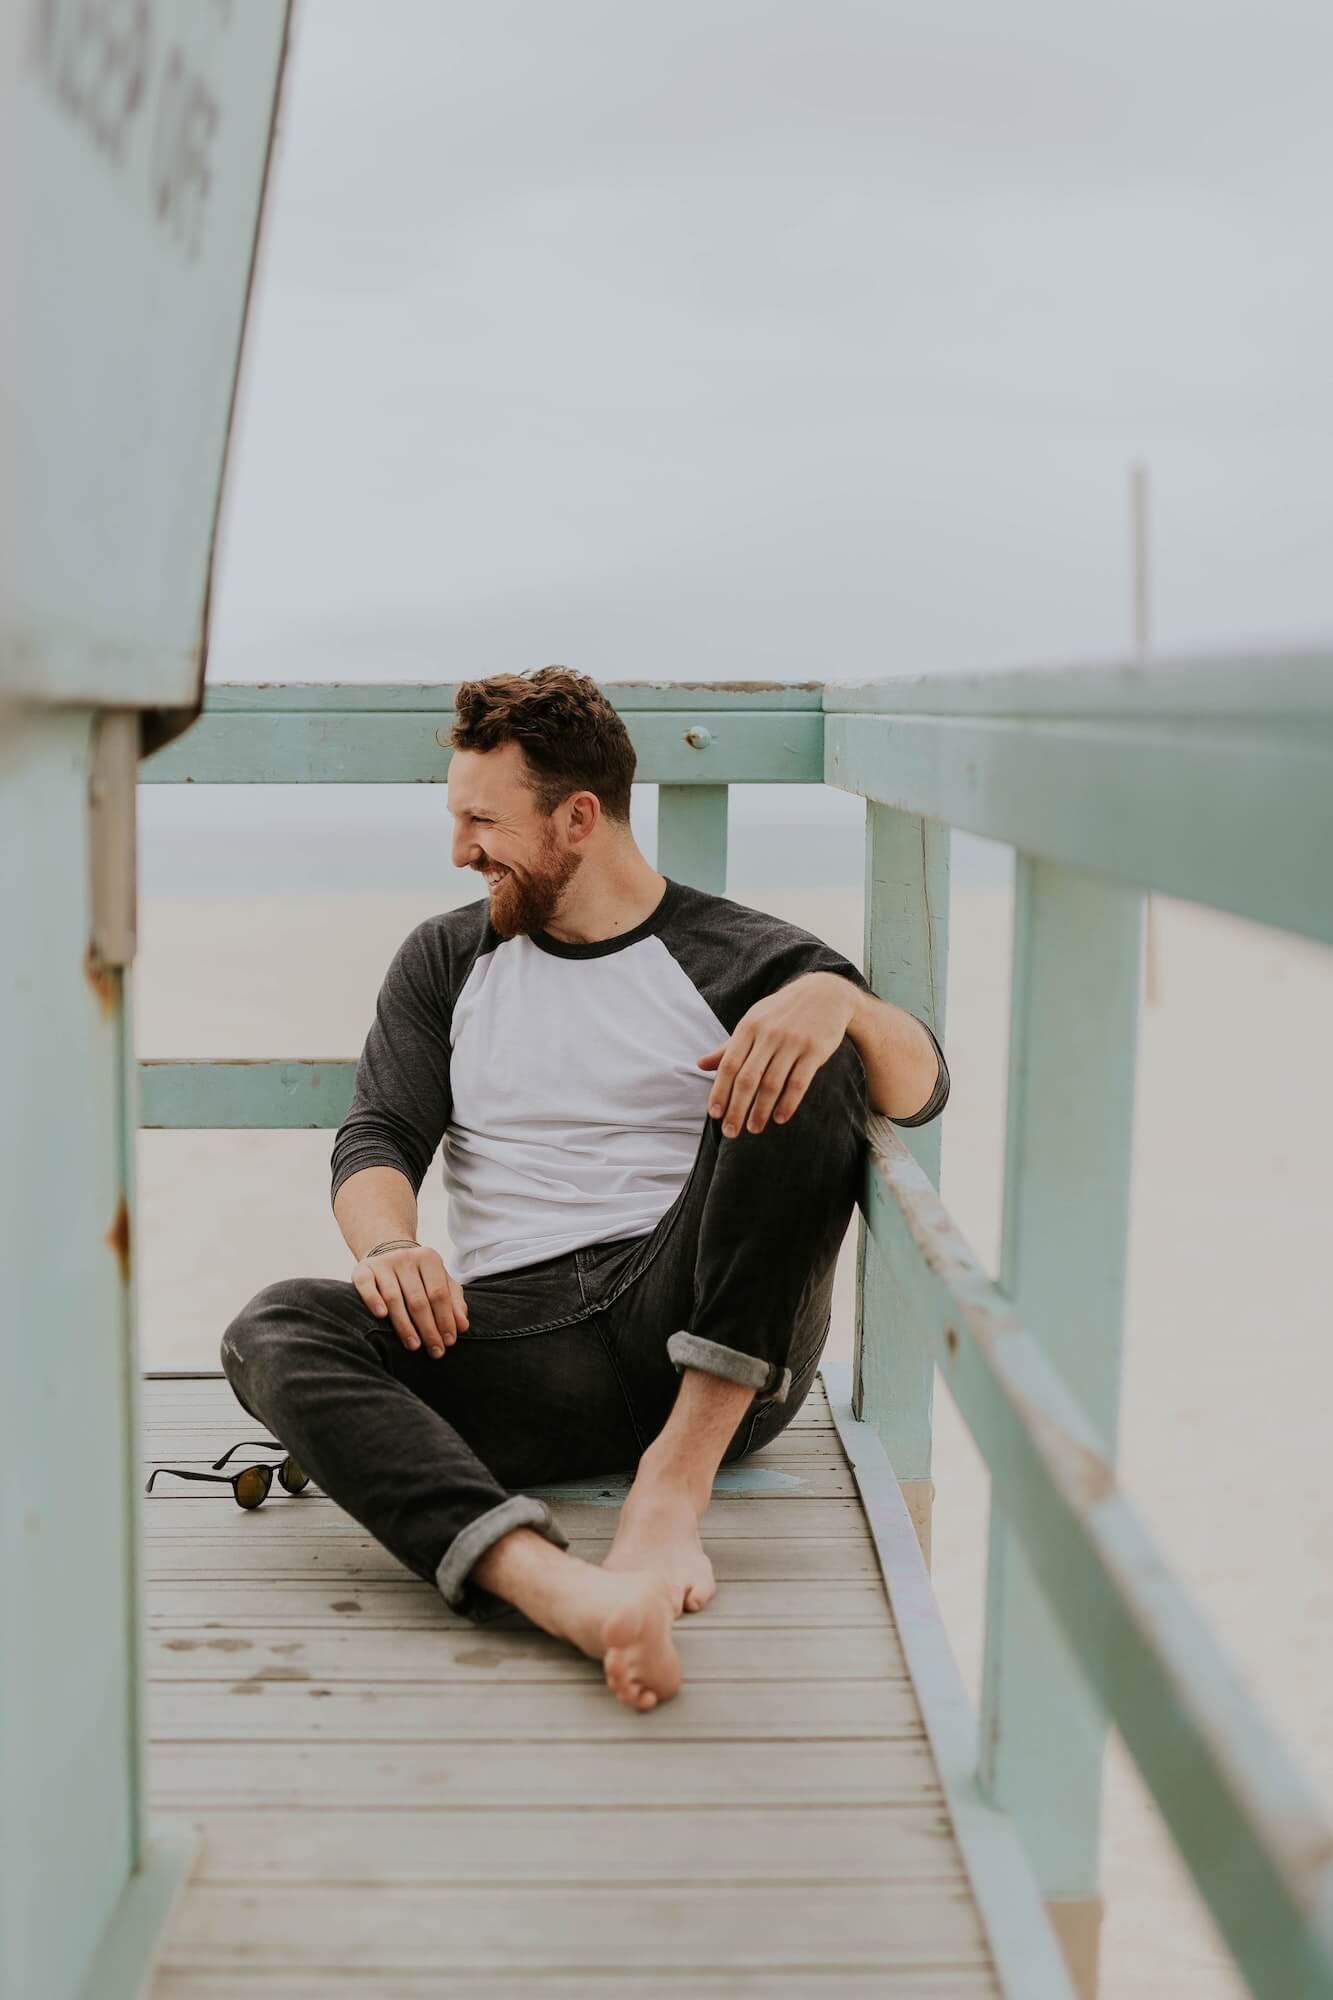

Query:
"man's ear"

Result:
[[564, 790, 602, 844]]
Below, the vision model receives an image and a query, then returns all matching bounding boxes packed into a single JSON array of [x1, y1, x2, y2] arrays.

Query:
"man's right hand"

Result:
[[352, 1243, 469, 1358]]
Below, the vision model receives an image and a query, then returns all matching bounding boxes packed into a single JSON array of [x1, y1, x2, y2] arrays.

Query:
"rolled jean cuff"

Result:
[[666, 1330, 792, 1406], [434, 1494, 570, 1616]]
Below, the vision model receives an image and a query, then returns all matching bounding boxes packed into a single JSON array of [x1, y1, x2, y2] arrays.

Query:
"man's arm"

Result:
[[330, 920, 465, 1356], [333, 1159, 469, 1357], [700, 970, 949, 1136], [330, 918, 454, 1214], [845, 986, 949, 1126], [332, 1164, 420, 1262]]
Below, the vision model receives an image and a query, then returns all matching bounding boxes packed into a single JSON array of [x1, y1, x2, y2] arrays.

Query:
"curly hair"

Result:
[[449, 666, 636, 824]]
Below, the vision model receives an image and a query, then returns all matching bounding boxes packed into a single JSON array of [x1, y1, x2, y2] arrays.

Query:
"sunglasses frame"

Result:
[[145, 1438, 311, 1510]]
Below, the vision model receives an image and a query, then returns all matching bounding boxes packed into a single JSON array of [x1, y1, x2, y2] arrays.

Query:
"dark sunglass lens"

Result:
[[278, 1457, 310, 1493], [235, 1466, 272, 1509]]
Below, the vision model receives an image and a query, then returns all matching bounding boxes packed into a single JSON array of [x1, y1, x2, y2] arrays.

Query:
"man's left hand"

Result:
[[698, 972, 858, 1138]]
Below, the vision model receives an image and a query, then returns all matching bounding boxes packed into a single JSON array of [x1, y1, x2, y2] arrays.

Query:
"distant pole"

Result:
[[1132, 460, 1161, 1006], [1131, 461, 1151, 660]]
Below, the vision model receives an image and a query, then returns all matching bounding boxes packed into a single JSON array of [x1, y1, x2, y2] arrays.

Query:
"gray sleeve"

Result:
[[887, 1017, 950, 1128], [329, 919, 454, 1206], [658, 885, 949, 1129]]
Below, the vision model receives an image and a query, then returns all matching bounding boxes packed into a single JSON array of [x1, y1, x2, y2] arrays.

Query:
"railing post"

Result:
[[978, 857, 1143, 1999], [657, 783, 729, 892], [854, 803, 949, 1562]]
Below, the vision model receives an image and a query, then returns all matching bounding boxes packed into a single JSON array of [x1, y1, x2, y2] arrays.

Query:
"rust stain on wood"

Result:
[[83, 942, 118, 1019], [106, 1197, 131, 1286]]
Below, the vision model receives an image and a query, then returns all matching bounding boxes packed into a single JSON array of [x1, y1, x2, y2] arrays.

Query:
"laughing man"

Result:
[[221, 667, 948, 1710]]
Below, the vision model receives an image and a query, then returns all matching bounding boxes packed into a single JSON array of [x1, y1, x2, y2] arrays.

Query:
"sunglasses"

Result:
[[145, 1437, 312, 1510]]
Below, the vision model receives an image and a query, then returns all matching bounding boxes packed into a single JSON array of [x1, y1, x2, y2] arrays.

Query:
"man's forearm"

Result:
[[332, 1165, 420, 1261], [845, 987, 943, 1122]]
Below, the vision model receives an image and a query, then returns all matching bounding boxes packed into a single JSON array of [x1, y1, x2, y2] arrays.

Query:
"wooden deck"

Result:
[[140, 1372, 1012, 1996]]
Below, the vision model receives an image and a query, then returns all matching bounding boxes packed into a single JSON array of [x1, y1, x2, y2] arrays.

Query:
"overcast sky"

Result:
[[208, 0, 1333, 686]]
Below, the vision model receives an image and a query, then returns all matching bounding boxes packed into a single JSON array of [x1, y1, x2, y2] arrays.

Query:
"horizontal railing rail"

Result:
[[140, 679, 825, 788], [824, 650, 1333, 949], [139, 661, 1333, 2000], [864, 1113, 1333, 1995]]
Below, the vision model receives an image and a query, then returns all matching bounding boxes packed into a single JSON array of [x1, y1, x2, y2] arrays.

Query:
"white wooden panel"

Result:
[[7, 2, 290, 708]]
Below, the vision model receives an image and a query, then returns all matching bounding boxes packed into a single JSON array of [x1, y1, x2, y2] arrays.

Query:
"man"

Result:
[[221, 667, 948, 1711]]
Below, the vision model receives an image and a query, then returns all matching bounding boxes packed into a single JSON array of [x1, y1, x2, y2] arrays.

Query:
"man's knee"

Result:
[[796, 1034, 866, 1124], [733, 1034, 866, 1153], [219, 1275, 346, 1388]]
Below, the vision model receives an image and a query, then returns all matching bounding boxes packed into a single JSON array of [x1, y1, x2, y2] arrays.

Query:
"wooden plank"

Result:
[[140, 1497, 866, 1540], [148, 1739, 946, 1809], [142, 1535, 882, 1582], [141, 1424, 852, 1464], [859, 1116, 1333, 1999], [658, 783, 729, 893], [202, 681, 826, 713], [147, 1802, 966, 1886], [141, 1459, 856, 1501], [151, 1974, 998, 1999], [140, 711, 823, 787], [147, 1678, 923, 1743], [826, 1363, 1076, 2000], [153, 1882, 990, 1975], [825, 709, 1333, 950], [151, 1974, 998, 1998], [142, 1376, 836, 1430], [979, 862, 1141, 1907], [144, 1578, 892, 1629], [139, 1060, 353, 1130], [145, 1623, 908, 1684]]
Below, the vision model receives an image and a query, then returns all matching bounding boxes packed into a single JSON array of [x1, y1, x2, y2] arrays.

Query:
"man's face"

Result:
[[447, 742, 581, 939]]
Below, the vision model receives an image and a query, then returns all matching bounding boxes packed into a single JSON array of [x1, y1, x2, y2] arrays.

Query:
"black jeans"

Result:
[[220, 1039, 866, 1619]]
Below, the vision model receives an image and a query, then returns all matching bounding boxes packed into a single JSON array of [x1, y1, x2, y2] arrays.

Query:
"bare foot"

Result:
[[543, 1561, 682, 1712], [604, 1485, 716, 1614]]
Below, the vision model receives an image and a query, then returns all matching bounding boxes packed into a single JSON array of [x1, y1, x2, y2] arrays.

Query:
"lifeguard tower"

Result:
[[5, 9, 1333, 1997]]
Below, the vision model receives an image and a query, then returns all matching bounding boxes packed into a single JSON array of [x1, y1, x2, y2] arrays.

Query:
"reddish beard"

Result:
[[481, 840, 582, 939]]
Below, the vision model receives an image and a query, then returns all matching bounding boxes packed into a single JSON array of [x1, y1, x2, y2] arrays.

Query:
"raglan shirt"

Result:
[[330, 877, 949, 1285]]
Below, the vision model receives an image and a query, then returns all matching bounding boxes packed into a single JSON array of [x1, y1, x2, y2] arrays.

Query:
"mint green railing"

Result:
[[140, 664, 1333, 2000]]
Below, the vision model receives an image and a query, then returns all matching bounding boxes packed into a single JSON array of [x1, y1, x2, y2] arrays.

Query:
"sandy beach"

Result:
[[134, 879, 1333, 2000]]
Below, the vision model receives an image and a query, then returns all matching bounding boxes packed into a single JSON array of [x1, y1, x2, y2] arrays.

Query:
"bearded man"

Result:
[[221, 667, 948, 1710]]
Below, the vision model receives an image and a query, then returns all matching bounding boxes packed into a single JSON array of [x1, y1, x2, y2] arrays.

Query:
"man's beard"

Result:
[[480, 836, 582, 940]]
